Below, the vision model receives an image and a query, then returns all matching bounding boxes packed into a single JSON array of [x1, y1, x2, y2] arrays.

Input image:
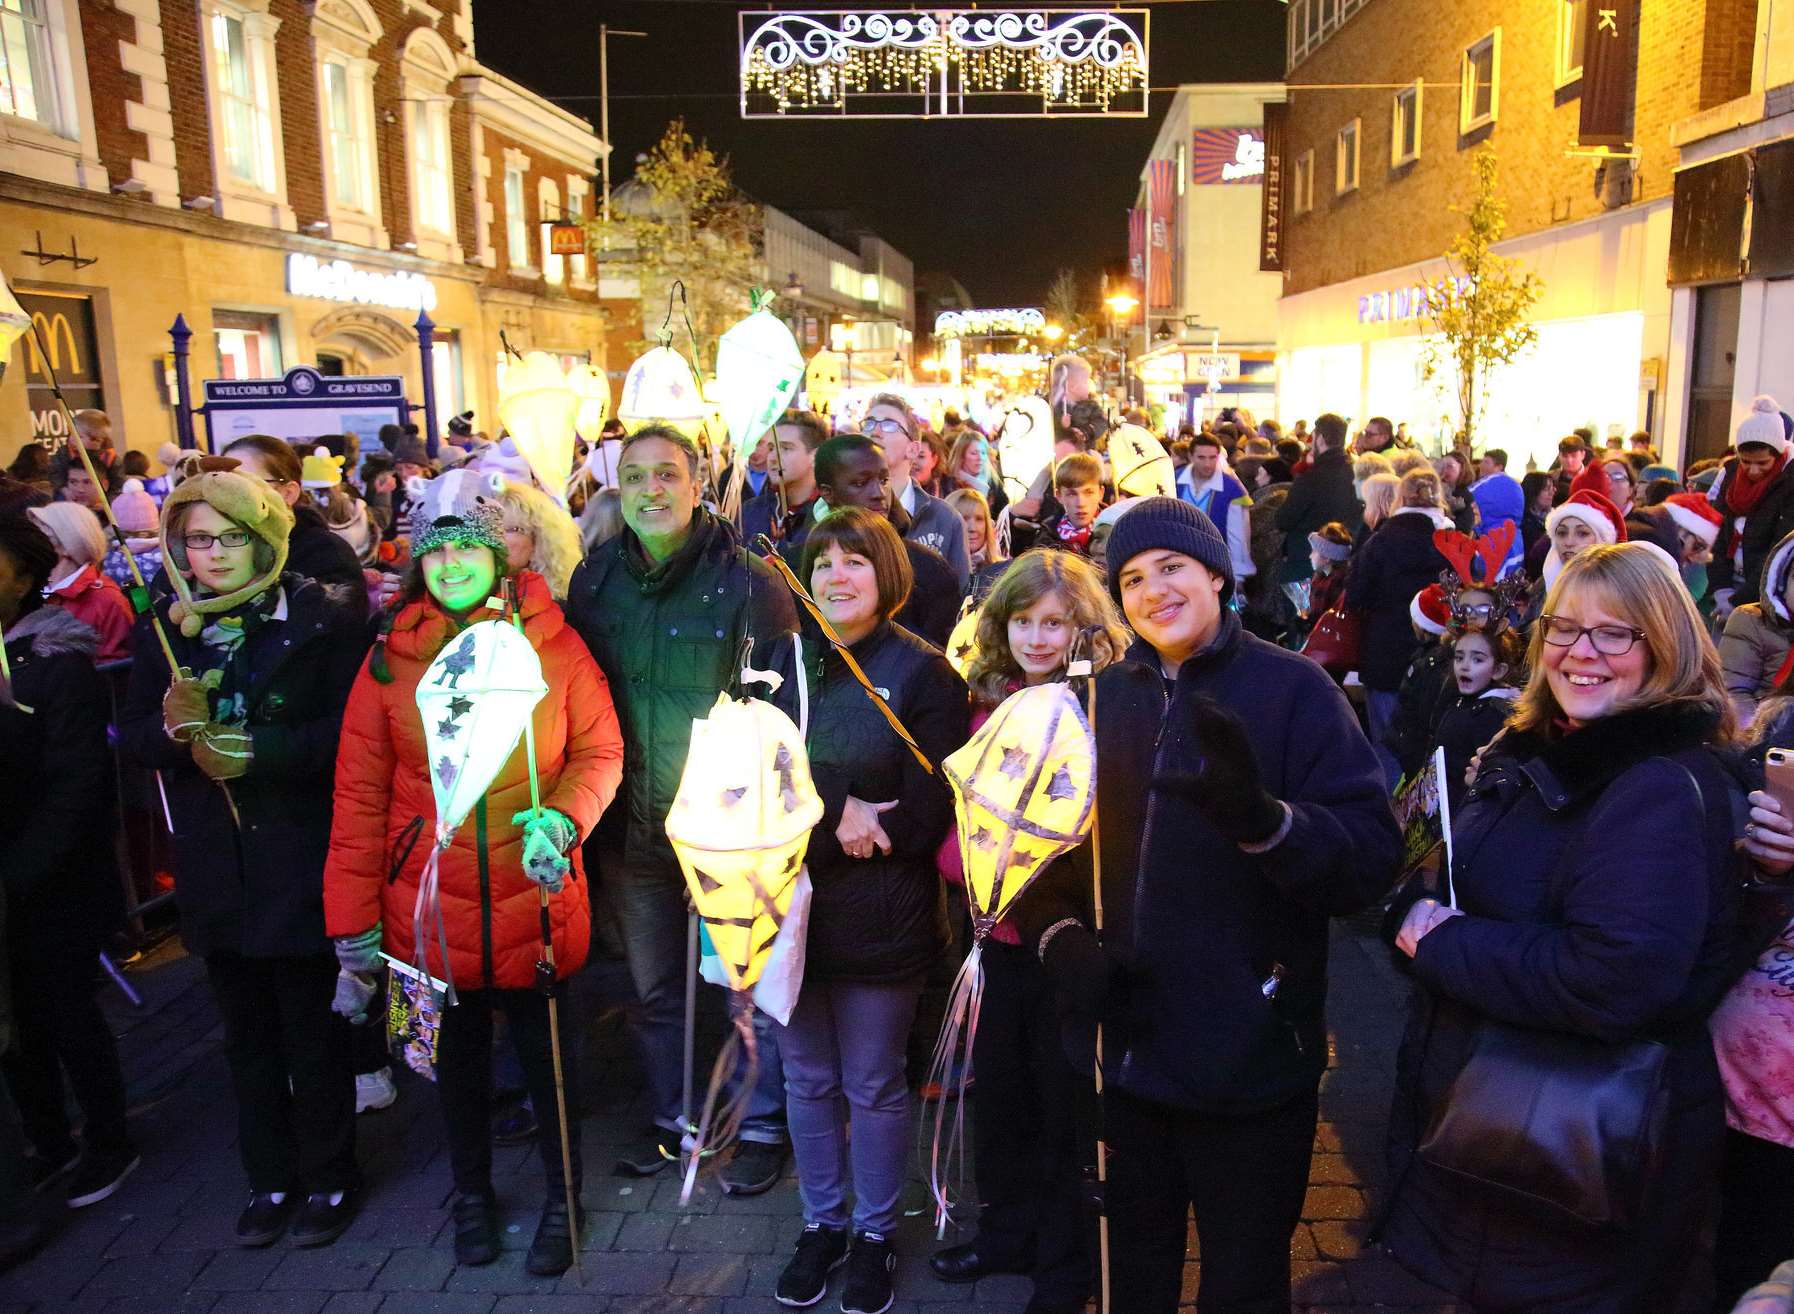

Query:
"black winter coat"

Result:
[[781, 620, 968, 985], [1710, 458, 1794, 606], [0, 607, 122, 948], [1346, 509, 1449, 691], [1274, 448, 1361, 582], [289, 504, 370, 619], [1431, 688, 1516, 812], [566, 511, 798, 873], [1016, 615, 1402, 1115], [1384, 640, 1452, 780], [1378, 703, 1744, 1312], [117, 575, 368, 958]]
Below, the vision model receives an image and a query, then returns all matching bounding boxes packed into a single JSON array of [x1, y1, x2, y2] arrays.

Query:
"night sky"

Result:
[[473, 1, 1284, 306]]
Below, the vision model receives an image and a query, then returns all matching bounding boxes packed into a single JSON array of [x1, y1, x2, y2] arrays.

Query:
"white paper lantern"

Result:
[[1109, 423, 1177, 498], [416, 620, 548, 836], [996, 396, 1055, 501], [716, 304, 805, 453], [567, 362, 611, 439], [498, 352, 581, 494], [617, 345, 707, 438]]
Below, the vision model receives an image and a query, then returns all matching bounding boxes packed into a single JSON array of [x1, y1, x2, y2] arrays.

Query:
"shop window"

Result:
[[1461, 30, 1500, 134], [214, 311, 282, 380], [1335, 119, 1359, 195], [504, 163, 531, 270], [539, 176, 564, 285], [310, 0, 384, 247], [398, 25, 458, 259], [1556, 0, 1587, 87], [1391, 81, 1422, 166], [1292, 148, 1315, 215]]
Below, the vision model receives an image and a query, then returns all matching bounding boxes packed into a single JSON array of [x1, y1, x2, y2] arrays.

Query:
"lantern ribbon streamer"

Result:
[[680, 991, 760, 1205], [920, 937, 986, 1236], [751, 536, 933, 775], [411, 839, 459, 1008]]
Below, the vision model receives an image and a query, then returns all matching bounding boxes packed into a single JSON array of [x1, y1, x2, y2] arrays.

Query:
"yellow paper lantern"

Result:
[[803, 349, 846, 413], [498, 351, 581, 493], [946, 603, 980, 679], [664, 693, 823, 991], [617, 345, 707, 439], [1109, 422, 1177, 499], [566, 362, 611, 439]]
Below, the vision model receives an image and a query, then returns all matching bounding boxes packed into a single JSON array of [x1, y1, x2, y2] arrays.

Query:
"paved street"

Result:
[[3, 918, 1462, 1314]]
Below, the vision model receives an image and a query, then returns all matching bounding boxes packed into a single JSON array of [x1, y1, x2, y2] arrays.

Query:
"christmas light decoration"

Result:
[[934, 307, 1047, 338], [740, 9, 1148, 119]]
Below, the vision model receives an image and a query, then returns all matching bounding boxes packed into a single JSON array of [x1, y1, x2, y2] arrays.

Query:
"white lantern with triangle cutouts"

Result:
[[1109, 422, 1177, 499], [618, 344, 707, 439]]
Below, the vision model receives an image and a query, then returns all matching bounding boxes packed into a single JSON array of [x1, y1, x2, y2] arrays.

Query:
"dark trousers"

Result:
[[596, 847, 688, 1131], [969, 940, 1090, 1304], [1714, 1128, 1794, 1308], [435, 985, 581, 1200], [205, 951, 357, 1194], [4, 936, 130, 1163], [1105, 1084, 1319, 1314]]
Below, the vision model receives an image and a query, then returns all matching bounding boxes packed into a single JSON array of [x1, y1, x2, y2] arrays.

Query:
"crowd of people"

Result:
[[1, 361, 1793, 1314]]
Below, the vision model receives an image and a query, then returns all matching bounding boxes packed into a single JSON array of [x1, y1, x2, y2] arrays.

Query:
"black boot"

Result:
[[524, 1196, 583, 1276], [451, 1189, 499, 1267]]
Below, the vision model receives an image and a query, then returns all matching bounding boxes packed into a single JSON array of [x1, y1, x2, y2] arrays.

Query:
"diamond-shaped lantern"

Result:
[[567, 362, 611, 439], [717, 296, 805, 454], [664, 694, 823, 992], [1109, 422, 1177, 498]]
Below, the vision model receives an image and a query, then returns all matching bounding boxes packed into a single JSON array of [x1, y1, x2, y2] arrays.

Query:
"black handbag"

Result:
[[1415, 1022, 1669, 1230]]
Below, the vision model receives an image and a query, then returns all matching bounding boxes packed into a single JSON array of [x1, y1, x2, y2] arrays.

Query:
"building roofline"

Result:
[[459, 66, 608, 168]]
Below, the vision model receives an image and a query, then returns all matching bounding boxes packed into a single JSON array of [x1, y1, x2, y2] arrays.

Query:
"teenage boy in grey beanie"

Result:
[[1018, 496, 1401, 1312]]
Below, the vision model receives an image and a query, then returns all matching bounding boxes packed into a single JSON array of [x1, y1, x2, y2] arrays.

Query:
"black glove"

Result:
[[1040, 923, 1119, 1021], [1152, 695, 1285, 845]]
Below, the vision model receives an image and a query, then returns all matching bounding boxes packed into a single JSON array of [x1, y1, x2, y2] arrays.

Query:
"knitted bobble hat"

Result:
[[112, 477, 159, 533], [159, 469, 293, 636], [1102, 495, 1235, 604], [1736, 395, 1789, 455]]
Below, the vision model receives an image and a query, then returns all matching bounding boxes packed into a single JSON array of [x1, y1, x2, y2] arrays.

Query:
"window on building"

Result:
[[1335, 119, 1359, 194], [566, 176, 590, 284], [1461, 30, 1500, 133], [214, 311, 281, 380], [0, 0, 60, 129], [1175, 141, 1187, 195], [211, 12, 270, 189], [539, 178, 564, 285], [409, 98, 452, 234], [1556, 0, 1587, 86], [1392, 81, 1422, 165], [321, 62, 362, 210], [431, 331, 462, 414], [1292, 148, 1315, 215], [505, 166, 530, 268]]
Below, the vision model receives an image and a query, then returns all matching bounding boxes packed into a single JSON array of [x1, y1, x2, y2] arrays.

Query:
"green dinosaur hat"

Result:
[[160, 468, 294, 637]]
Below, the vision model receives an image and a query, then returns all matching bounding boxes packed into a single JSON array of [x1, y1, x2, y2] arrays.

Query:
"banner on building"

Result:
[[1148, 157, 1176, 309], [1578, 0, 1639, 148], [1128, 207, 1145, 283], [1190, 128, 1265, 186], [1260, 102, 1287, 272]]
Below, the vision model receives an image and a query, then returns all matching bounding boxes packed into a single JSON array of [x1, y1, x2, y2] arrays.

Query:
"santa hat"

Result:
[[1662, 492, 1722, 547], [1568, 459, 1609, 501], [1409, 583, 1452, 637], [1736, 395, 1790, 455], [1545, 490, 1626, 547]]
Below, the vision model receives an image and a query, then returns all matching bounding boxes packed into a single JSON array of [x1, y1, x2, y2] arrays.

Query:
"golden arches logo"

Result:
[[25, 310, 81, 378]]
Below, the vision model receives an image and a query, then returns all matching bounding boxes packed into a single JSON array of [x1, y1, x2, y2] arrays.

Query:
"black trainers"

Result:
[[451, 1189, 500, 1266], [839, 1231, 896, 1314], [775, 1222, 849, 1307], [28, 1149, 79, 1194], [235, 1192, 298, 1248], [611, 1126, 680, 1177], [524, 1197, 584, 1275], [290, 1180, 361, 1248], [65, 1147, 140, 1208], [720, 1140, 787, 1196]]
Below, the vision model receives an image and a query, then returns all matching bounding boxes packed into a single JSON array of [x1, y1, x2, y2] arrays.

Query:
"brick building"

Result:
[[1272, 0, 1758, 468], [0, 0, 607, 463]]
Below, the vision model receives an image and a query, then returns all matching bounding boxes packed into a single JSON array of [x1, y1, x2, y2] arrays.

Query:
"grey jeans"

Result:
[[777, 975, 922, 1235]]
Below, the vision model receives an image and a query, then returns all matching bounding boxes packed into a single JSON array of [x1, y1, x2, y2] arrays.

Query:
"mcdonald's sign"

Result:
[[15, 291, 105, 438]]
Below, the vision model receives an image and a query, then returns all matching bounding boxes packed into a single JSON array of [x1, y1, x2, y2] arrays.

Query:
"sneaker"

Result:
[[524, 1197, 584, 1276], [290, 1180, 361, 1247], [611, 1126, 681, 1177], [491, 1096, 538, 1145], [28, 1149, 79, 1194], [65, 1147, 140, 1208], [720, 1140, 787, 1196], [235, 1191, 297, 1248], [839, 1231, 896, 1314], [451, 1189, 500, 1267], [775, 1222, 848, 1307], [355, 1068, 397, 1113]]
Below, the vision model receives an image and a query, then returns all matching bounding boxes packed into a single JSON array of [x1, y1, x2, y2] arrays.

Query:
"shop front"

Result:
[[1274, 197, 1674, 470], [1134, 340, 1278, 431]]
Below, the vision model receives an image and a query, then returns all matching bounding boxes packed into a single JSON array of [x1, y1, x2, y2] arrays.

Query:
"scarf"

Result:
[[1725, 453, 1787, 517], [1056, 518, 1092, 552]]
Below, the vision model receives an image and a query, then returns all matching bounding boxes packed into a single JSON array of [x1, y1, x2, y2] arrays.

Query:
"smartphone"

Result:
[[1764, 748, 1794, 820]]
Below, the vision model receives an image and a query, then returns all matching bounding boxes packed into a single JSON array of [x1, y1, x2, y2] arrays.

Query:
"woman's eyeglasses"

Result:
[[1539, 615, 1645, 656], [182, 530, 252, 550]]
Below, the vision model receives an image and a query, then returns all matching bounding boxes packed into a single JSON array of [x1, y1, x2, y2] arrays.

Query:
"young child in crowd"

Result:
[[1431, 625, 1524, 810], [101, 478, 165, 593], [1043, 452, 1106, 557], [1303, 521, 1354, 621]]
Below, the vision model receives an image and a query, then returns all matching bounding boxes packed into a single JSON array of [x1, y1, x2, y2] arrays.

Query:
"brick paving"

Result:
[[3, 920, 1466, 1313]]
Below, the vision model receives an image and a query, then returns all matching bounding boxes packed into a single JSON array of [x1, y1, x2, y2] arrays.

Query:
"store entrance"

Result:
[[1688, 283, 1741, 466], [309, 307, 415, 381]]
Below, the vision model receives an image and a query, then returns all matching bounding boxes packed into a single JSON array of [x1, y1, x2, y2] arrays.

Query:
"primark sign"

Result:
[[1357, 276, 1472, 326], [285, 252, 438, 314]]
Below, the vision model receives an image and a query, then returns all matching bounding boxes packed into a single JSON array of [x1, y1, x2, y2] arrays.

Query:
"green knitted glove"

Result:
[[334, 924, 385, 976], [513, 808, 577, 893]]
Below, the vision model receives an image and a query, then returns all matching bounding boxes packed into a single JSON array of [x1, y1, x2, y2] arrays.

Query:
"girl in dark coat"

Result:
[[770, 508, 969, 1314], [1380, 542, 1744, 1314], [0, 516, 134, 1210], [1430, 624, 1524, 812], [118, 470, 368, 1250]]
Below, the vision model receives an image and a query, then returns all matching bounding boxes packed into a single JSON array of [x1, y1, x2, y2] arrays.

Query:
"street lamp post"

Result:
[[598, 25, 648, 227], [1104, 291, 1139, 408]]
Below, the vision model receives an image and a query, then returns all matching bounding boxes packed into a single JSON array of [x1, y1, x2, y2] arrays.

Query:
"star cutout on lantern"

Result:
[[722, 786, 748, 807], [1045, 764, 1077, 802], [437, 717, 461, 739], [971, 825, 994, 850], [1007, 845, 1036, 870], [998, 745, 1028, 780], [447, 696, 473, 719], [435, 756, 458, 789], [954, 641, 973, 662]]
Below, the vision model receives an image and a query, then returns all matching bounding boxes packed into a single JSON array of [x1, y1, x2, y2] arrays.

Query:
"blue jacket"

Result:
[[1016, 613, 1402, 1115], [1469, 472, 1524, 572]]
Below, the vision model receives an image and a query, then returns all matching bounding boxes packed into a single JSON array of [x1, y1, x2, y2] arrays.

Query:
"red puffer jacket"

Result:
[[323, 570, 623, 990]]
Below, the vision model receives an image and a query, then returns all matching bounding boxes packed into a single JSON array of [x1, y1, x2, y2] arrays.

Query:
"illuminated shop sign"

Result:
[[286, 252, 439, 314], [1357, 276, 1471, 325]]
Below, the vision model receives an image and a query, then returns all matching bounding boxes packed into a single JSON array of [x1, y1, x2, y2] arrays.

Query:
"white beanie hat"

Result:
[[1736, 395, 1789, 454], [27, 501, 108, 567]]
